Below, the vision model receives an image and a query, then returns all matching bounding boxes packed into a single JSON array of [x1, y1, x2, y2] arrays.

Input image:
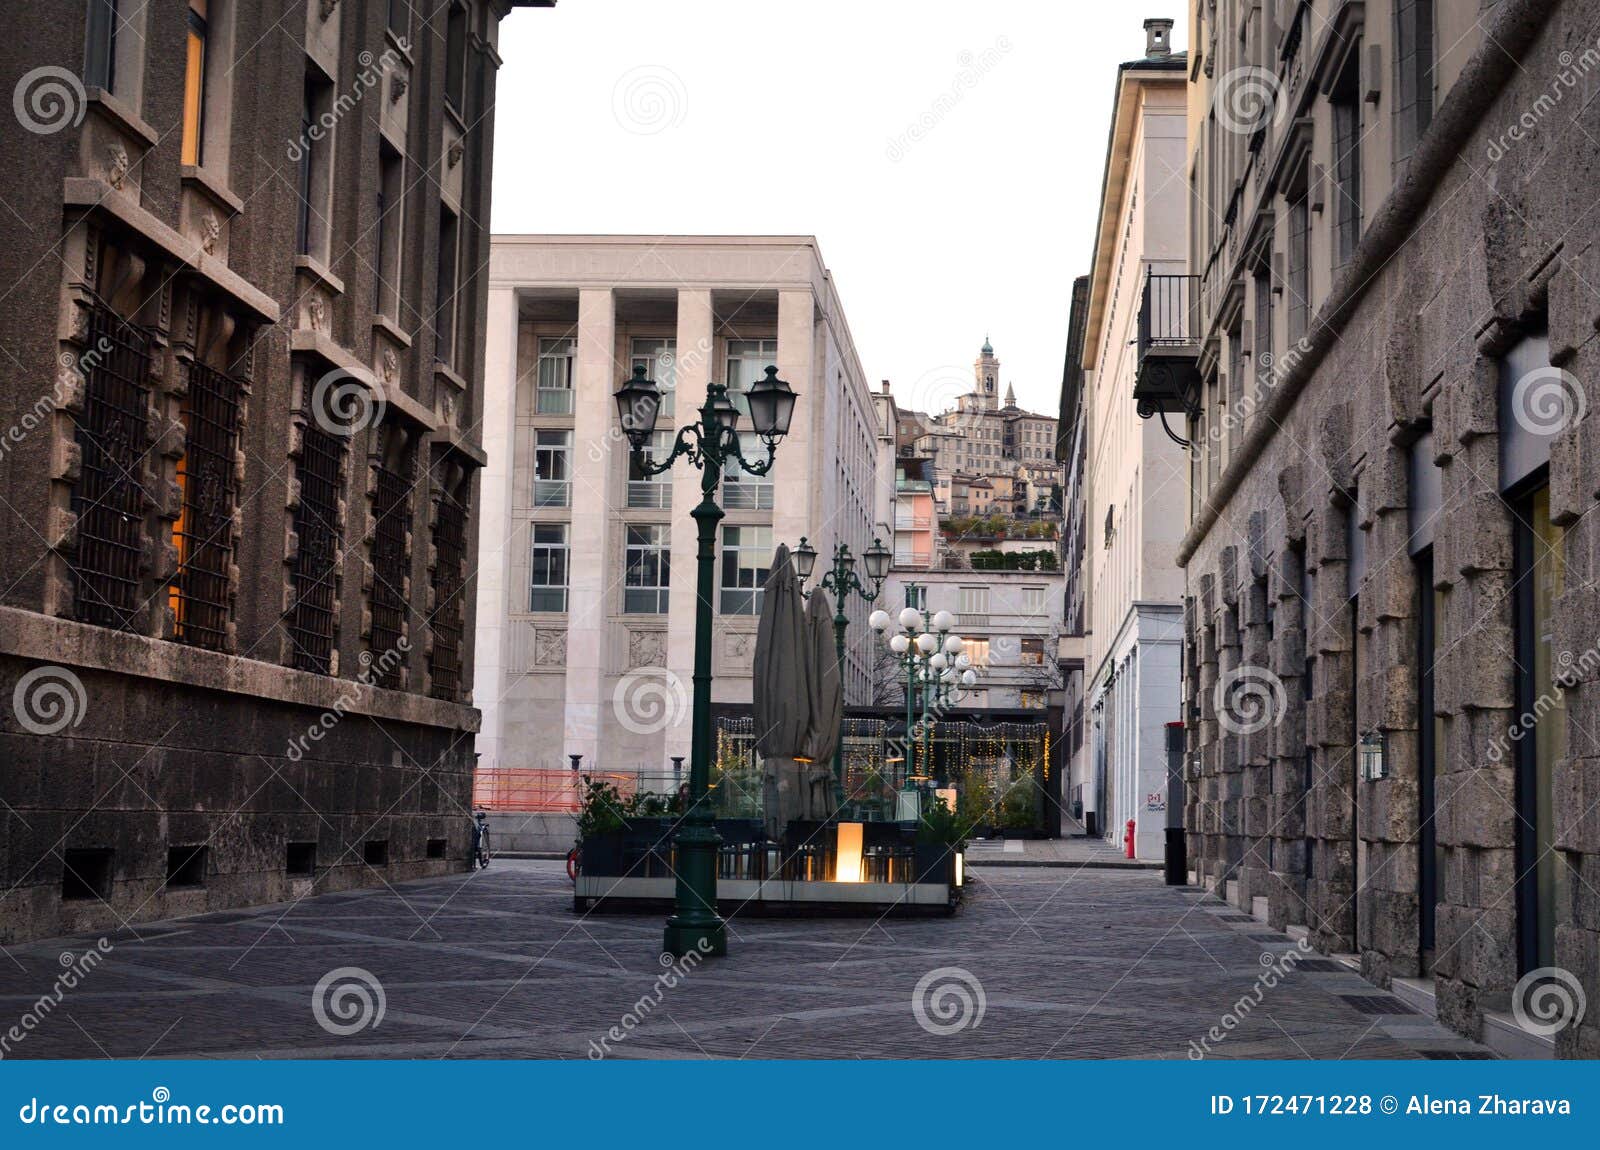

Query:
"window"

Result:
[[298, 67, 333, 259], [170, 359, 242, 651], [1287, 188, 1310, 342], [1019, 586, 1047, 617], [72, 301, 152, 631], [428, 475, 469, 700], [387, 0, 410, 35], [533, 430, 571, 507], [535, 337, 574, 414], [444, 1, 468, 114], [628, 429, 673, 509], [368, 425, 411, 688], [84, 0, 117, 90], [1254, 266, 1273, 395], [958, 586, 989, 618], [1019, 637, 1045, 666], [1395, 0, 1435, 165], [1019, 689, 1047, 709], [165, 845, 207, 888], [287, 422, 346, 673], [435, 205, 460, 366], [725, 338, 778, 417], [719, 525, 771, 615], [631, 337, 676, 418], [963, 638, 990, 667], [374, 142, 404, 318], [904, 585, 927, 611], [1514, 485, 1570, 973], [1331, 51, 1363, 269], [624, 525, 670, 613], [529, 523, 568, 612], [181, 1, 208, 166], [61, 848, 113, 901], [722, 431, 773, 509]]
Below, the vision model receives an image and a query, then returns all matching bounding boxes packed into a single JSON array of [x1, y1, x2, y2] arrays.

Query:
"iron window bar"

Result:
[[287, 422, 345, 673], [368, 429, 412, 688], [72, 301, 154, 631], [429, 481, 468, 701], [171, 360, 242, 650]]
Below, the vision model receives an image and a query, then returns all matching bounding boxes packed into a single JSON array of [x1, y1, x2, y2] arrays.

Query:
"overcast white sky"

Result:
[[490, 2, 1189, 419]]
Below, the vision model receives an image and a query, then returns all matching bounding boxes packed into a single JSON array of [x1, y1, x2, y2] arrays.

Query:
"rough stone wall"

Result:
[[1181, 0, 1600, 1055]]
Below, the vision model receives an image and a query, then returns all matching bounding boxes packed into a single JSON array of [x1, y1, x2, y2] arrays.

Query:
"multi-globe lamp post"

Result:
[[613, 362, 798, 958], [869, 605, 978, 818], [791, 536, 893, 809]]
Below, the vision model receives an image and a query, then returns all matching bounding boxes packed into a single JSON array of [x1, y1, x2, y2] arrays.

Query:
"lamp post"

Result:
[[792, 536, 891, 810], [870, 606, 979, 817], [614, 362, 798, 958]]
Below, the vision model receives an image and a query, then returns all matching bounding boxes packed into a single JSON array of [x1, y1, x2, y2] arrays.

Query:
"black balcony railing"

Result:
[[1136, 273, 1200, 357], [1133, 273, 1204, 422]]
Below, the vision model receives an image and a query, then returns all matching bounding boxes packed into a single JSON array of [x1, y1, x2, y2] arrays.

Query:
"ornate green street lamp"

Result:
[[614, 362, 798, 958], [870, 605, 978, 818], [792, 536, 892, 808]]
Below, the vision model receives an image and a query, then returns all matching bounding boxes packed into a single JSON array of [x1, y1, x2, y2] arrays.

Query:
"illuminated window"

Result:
[[181, 0, 208, 166]]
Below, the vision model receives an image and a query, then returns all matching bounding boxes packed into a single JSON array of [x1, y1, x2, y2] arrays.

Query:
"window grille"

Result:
[[429, 483, 468, 700], [288, 423, 345, 673], [72, 302, 153, 631], [171, 360, 242, 650], [369, 431, 411, 687]]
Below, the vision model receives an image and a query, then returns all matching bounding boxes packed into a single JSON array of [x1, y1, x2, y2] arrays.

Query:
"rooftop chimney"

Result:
[[1144, 17, 1174, 58], [881, 379, 892, 394]]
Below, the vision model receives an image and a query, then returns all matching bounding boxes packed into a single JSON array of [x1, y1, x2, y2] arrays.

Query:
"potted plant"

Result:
[[575, 776, 627, 875]]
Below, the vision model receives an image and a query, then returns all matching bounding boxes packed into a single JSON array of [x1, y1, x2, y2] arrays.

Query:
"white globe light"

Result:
[[890, 634, 910, 654], [941, 669, 957, 684], [943, 634, 964, 655], [930, 652, 948, 671], [899, 607, 924, 630], [916, 632, 939, 655], [931, 610, 956, 631], [961, 668, 977, 686], [868, 609, 891, 631], [955, 653, 972, 669]]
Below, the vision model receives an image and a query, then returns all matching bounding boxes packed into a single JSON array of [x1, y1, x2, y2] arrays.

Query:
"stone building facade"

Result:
[[1080, 20, 1190, 860], [1167, 0, 1600, 1056], [0, 0, 545, 944], [475, 235, 882, 777]]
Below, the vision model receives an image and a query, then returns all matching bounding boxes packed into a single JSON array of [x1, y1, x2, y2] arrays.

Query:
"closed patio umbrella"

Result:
[[752, 544, 812, 841], [801, 587, 843, 819]]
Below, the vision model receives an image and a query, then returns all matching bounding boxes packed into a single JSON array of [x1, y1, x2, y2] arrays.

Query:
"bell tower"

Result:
[[972, 336, 1000, 411]]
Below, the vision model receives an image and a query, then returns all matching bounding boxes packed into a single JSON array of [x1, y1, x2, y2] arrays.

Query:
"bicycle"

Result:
[[470, 811, 491, 870]]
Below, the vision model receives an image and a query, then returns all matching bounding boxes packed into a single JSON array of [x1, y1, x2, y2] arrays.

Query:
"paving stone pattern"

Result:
[[0, 862, 1493, 1059]]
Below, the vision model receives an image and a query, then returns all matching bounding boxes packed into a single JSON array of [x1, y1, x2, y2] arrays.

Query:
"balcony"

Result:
[[627, 480, 671, 510], [1133, 273, 1203, 420]]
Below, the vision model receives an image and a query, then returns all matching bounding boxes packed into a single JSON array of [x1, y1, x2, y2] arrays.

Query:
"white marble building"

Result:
[[476, 236, 883, 774]]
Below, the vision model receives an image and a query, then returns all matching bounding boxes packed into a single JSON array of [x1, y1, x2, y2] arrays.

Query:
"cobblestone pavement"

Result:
[[0, 862, 1493, 1060], [965, 834, 1160, 868]]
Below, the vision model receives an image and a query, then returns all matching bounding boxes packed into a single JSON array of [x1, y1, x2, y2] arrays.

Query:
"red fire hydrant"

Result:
[[1124, 819, 1136, 859]]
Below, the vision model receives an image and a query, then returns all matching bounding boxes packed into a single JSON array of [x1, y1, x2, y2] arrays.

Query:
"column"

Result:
[[565, 288, 615, 768], [772, 288, 817, 550], [663, 289, 713, 770], [472, 285, 519, 769]]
